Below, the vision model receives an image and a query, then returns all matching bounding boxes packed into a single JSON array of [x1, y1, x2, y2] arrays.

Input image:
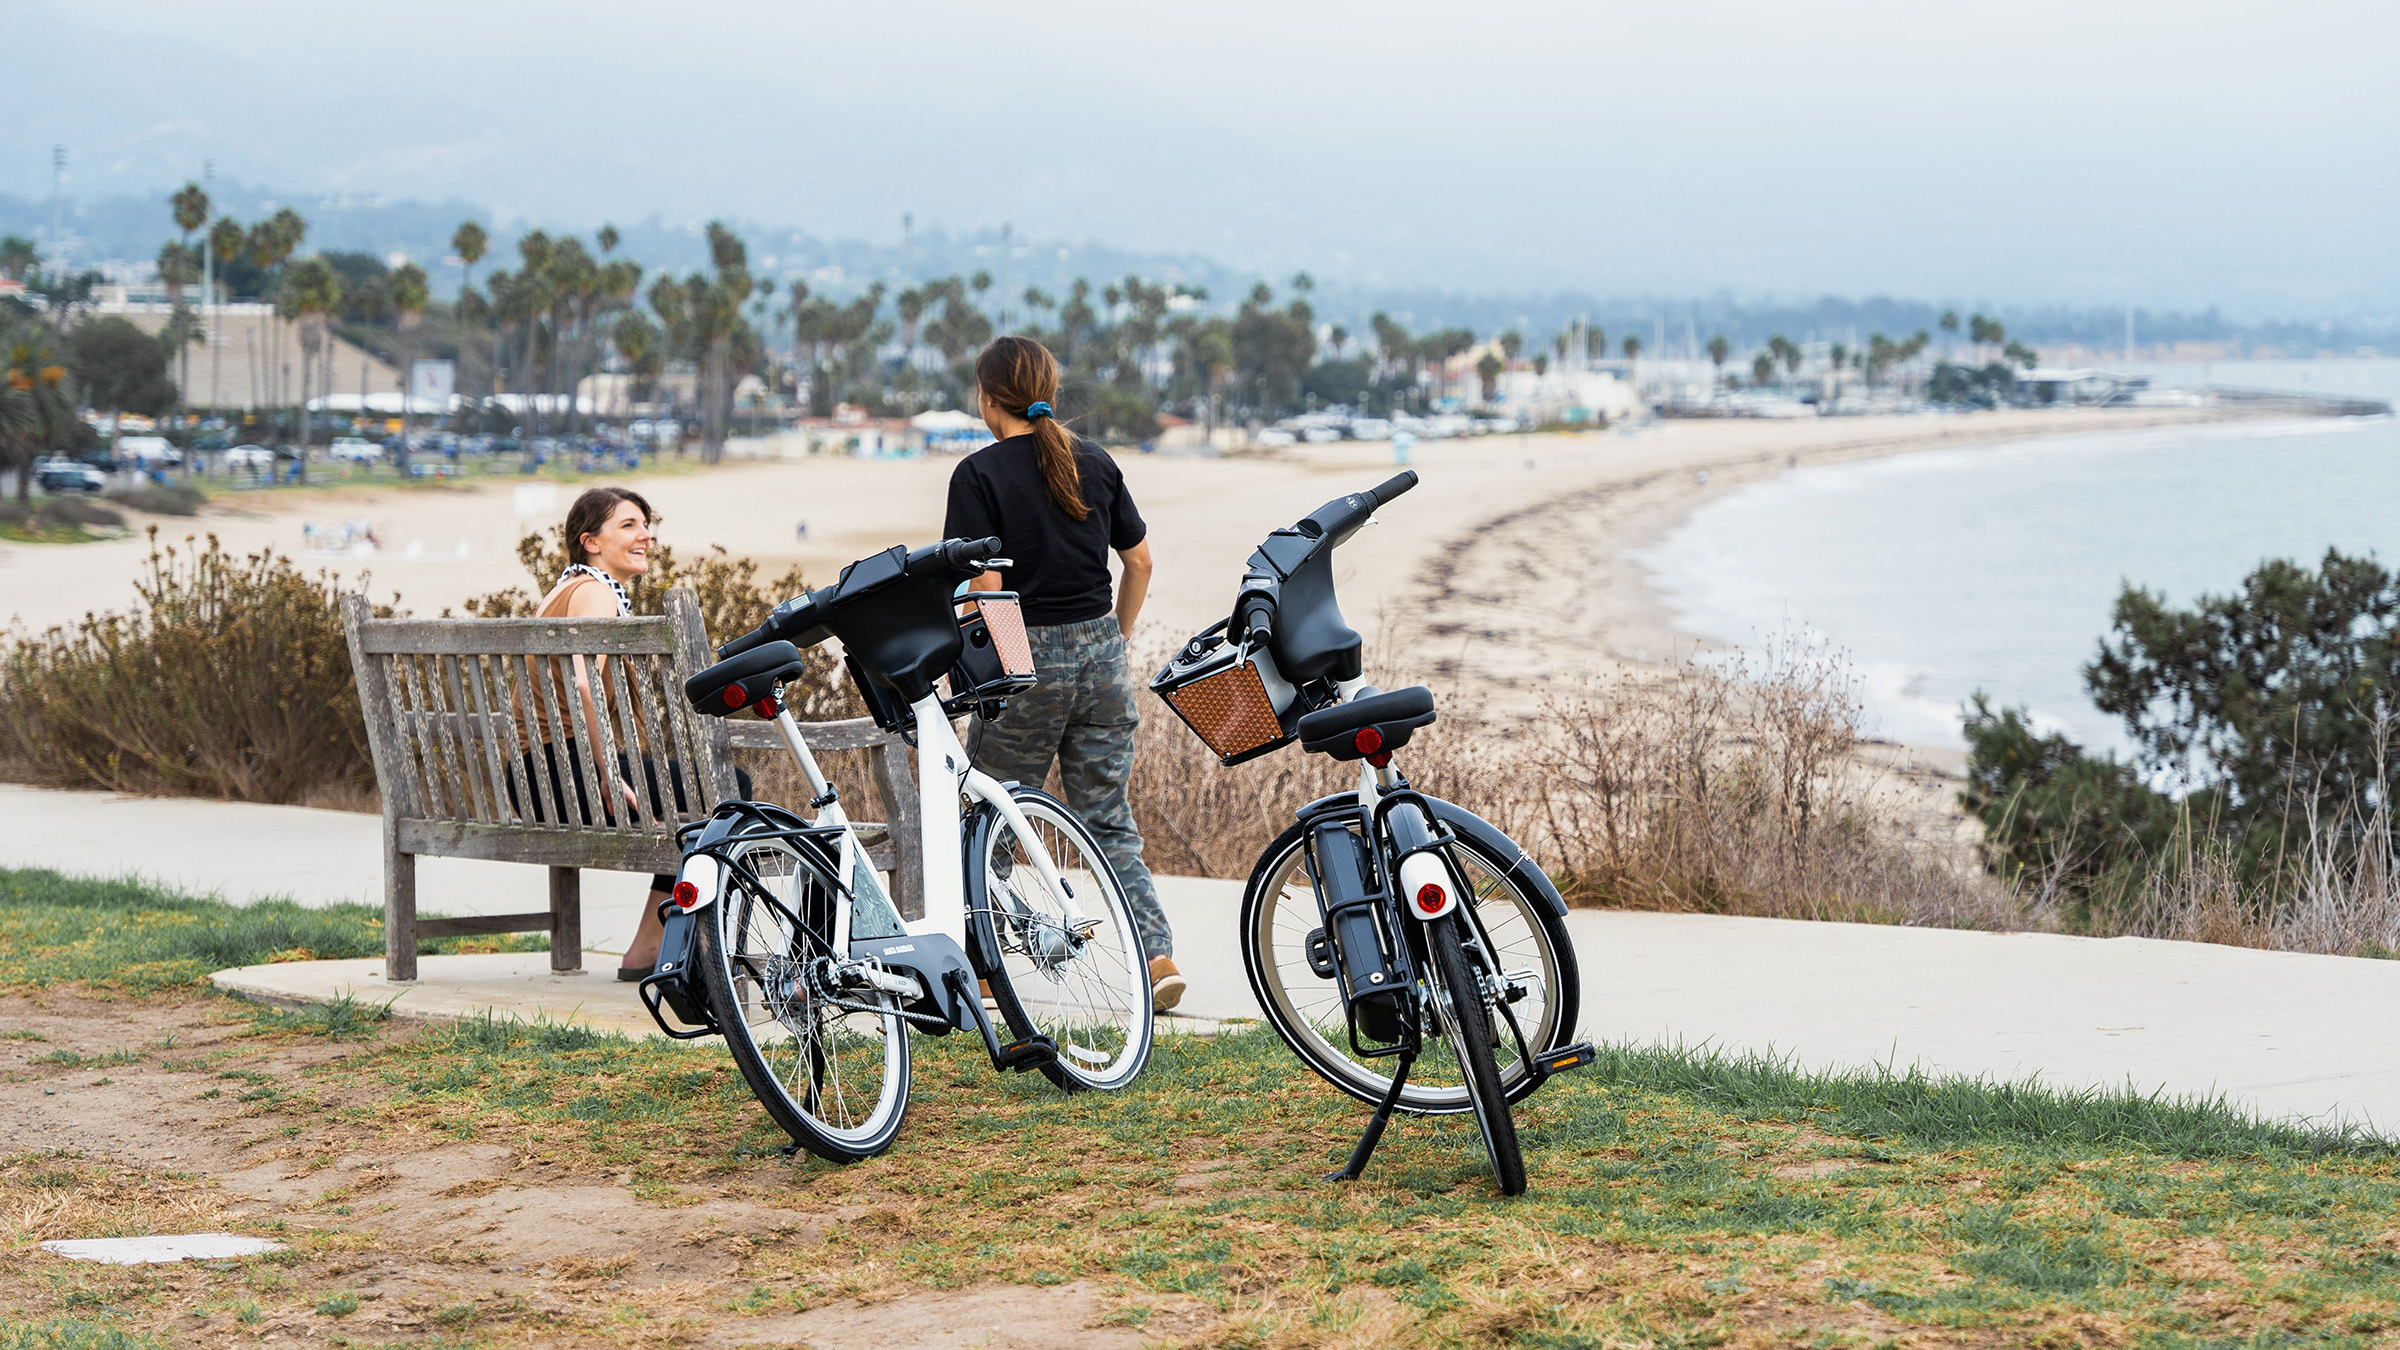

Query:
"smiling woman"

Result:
[[508, 486, 747, 979]]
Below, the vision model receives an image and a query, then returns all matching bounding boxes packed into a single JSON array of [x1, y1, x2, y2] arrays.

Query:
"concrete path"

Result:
[[9, 783, 2397, 1132]]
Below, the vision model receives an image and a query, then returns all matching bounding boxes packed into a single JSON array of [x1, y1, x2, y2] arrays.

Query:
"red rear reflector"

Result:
[[1415, 882, 1446, 913], [723, 683, 747, 709], [672, 881, 700, 907], [1354, 726, 1383, 755], [755, 696, 780, 719]]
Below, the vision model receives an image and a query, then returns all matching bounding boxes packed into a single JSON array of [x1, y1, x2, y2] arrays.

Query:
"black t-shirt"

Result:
[[943, 434, 1147, 626]]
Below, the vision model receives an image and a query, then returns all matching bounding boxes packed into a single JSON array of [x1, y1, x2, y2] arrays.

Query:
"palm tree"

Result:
[[451, 220, 490, 401], [0, 235, 38, 282], [391, 263, 429, 330], [1475, 351, 1504, 404], [1752, 352, 1775, 388], [280, 256, 341, 482], [1499, 331, 1523, 364], [3, 340, 76, 504], [246, 211, 306, 438], [1587, 327, 1606, 362], [1706, 333, 1730, 386], [1621, 333, 1641, 379]]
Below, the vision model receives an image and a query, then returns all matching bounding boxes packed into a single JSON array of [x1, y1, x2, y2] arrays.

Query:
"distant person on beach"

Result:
[[945, 336, 1181, 1011], [512, 485, 749, 981]]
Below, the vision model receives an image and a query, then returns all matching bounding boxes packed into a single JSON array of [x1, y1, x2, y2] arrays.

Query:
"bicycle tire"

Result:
[[695, 831, 911, 1162], [968, 787, 1154, 1092], [1241, 806, 1579, 1114], [1428, 911, 1526, 1195]]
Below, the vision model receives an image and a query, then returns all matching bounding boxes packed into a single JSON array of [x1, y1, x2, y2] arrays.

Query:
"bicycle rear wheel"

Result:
[[1242, 808, 1578, 1114], [970, 787, 1153, 1092], [695, 831, 911, 1162], [1427, 912, 1525, 1195]]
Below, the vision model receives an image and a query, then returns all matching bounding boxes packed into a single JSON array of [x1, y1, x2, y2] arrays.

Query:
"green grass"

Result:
[[0, 866, 541, 991], [4, 869, 2398, 1347]]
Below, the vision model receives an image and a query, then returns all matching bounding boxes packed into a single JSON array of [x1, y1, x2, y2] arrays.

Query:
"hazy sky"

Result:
[[17, 0, 2398, 314]]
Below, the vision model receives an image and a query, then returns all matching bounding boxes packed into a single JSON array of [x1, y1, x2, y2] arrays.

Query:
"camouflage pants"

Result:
[[967, 616, 1170, 959]]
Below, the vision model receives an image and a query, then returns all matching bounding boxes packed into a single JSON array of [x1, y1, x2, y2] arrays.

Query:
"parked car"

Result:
[[116, 435, 180, 466], [35, 459, 107, 494], [222, 444, 275, 471], [328, 437, 384, 462]]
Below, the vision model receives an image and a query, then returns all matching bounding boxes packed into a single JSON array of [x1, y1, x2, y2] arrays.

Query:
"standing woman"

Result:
[[946, 336, 1183, 1011]]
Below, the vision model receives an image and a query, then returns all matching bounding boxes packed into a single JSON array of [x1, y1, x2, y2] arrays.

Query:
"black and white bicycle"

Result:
[[1153, 473, 1592, 1195], [644, 536, 1154, 1163]]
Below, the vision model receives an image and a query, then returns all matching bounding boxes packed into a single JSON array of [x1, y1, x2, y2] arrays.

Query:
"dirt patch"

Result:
[[712, 1279, 1192, 1349]]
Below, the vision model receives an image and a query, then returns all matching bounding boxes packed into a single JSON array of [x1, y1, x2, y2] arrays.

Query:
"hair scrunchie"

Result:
[[1024, 401, 1053, 420]]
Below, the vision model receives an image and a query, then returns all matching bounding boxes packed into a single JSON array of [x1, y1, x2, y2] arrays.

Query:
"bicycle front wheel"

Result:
[[1428, 912, 1526, 1195], [969, 787, 1154, 1092], [695, 831, 911, 1162]]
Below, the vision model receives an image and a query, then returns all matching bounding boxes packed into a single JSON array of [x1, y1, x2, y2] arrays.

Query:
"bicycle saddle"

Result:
[[1296, 685, 1436, 760], [686, 640, 808, 716]]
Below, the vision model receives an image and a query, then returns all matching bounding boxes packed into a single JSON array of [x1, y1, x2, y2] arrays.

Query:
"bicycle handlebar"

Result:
[[717, 536, 1005, 658], [1368, 470, 1419, 508]]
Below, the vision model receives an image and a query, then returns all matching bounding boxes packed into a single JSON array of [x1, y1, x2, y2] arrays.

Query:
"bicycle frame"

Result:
[[670, 688, 1087, 1043]]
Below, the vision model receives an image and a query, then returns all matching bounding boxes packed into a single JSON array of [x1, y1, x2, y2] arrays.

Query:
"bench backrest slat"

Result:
[[459, 654, 521, 826], [357, 617, 677, 656]]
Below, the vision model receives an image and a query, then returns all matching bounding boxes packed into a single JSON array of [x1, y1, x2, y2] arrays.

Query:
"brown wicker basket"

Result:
[[1152, 632, 1301, 765]]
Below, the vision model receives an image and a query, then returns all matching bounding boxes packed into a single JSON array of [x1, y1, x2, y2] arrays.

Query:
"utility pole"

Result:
[[202, 161, 217, 413], [999, 222, 1013, 332], [50, 145, 66, 263]]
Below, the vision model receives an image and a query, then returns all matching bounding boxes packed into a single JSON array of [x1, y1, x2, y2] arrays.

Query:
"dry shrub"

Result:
[[0, 529, 384, 807], [1131, 636, 2014, 929], [2073, 793, 2400, 957], [0, 530, 857, 811]]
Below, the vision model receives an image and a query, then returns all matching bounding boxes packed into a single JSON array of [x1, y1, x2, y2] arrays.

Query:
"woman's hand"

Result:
[[1115, 539, 1154, 640]]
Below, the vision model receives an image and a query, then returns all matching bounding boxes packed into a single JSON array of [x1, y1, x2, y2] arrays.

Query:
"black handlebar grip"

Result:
[[1369, 471, 1419, 507], [1240, 598, 1277, 641], [717, 623, 774, 659], [943, 536, 1005, 571]]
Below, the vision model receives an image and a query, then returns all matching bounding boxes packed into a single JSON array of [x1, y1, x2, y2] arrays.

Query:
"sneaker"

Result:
[[1149, 955, 1187, 1013]]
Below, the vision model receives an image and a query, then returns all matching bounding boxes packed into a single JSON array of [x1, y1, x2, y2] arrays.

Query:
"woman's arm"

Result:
[[1114, 539, 1153, 640], [563, 580, 639, 806]]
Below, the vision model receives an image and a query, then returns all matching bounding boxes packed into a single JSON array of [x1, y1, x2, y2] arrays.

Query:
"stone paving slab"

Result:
[[15, 783, 2400, 1133], [211, 951, 1244, 1040]]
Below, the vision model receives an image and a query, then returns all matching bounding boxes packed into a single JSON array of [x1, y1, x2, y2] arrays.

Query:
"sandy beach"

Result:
[[1, 407, 2237, 726]]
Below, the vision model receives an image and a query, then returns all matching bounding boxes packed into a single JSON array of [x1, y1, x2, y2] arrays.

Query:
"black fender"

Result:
[[1293, 790, 1566, 920]]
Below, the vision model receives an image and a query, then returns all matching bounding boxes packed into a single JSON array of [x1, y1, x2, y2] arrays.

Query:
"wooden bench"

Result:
[[339, 586, 921, 981]]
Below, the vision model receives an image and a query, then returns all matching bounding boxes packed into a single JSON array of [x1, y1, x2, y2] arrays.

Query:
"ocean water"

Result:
[[1637, 360, 2400, 753]]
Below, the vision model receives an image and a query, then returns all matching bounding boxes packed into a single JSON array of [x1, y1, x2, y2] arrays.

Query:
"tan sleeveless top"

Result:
[[513, 575, 612, 750]]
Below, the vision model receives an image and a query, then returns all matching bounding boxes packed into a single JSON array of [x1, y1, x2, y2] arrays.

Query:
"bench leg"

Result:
[[548, 866, 583, 974], [385, 850, 418, 982]]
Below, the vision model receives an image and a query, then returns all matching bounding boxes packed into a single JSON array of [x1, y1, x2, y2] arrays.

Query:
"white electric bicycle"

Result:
[[642, 536, 1154, 1162]]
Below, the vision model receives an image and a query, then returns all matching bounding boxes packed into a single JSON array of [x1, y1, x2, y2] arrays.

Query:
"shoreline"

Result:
[[1383, 406, 2261, 770]]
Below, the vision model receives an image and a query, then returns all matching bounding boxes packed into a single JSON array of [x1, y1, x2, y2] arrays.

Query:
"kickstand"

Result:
[[1328, 1050, 1414, 1183]]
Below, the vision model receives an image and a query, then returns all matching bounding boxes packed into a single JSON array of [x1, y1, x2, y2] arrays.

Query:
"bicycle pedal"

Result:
[[1533, 1041, 1597, 1078], [995, 1034, 1057, 1073]]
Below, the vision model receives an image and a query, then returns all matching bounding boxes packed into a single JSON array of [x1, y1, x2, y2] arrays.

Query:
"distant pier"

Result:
[[2205, 386, 2393, 417]]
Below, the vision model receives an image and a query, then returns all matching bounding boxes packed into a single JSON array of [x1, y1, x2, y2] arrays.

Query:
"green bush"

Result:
[[0, 496, 125, 538], [104, 483, 206, 516], [1965, 549, 2400, 936]]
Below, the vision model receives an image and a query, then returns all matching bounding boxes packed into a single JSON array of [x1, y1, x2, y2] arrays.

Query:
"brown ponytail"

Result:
[[974, 335, 1087, 521]]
